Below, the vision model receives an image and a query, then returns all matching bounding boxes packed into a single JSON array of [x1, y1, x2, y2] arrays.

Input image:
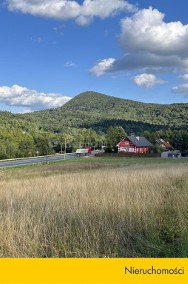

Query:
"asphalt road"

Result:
[[0, 153, 79, 168]]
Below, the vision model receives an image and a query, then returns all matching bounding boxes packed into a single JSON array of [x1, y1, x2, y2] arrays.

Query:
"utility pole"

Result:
[[64, 138, 66, 160], [46, 147, 48, 163]]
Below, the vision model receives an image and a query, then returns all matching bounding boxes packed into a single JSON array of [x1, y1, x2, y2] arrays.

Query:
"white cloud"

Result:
[[75, 15, 93, 26], [172, 83, 188, 97], [64, 61, 77, 68], [90, 58, 115, 76], [178, 74, 188, 81], [6, 0, 136, 25], [119, 7, 188, 57], [0, 85, 71, 111], [132, 73, 166, 88], [91, 7, 188, 75]]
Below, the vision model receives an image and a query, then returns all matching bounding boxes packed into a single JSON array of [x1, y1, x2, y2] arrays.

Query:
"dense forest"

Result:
[[24, 91, 188, 133], [0, 91, 187, 159]]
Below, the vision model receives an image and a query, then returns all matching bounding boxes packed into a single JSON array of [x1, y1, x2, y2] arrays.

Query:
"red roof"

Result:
[[157, 139, 173, 149], [117, 136, 153, 147]]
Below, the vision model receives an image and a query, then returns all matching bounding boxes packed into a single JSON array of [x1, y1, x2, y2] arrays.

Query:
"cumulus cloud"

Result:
[[0, 85, 71, 111], [90, 58, 115, 76], [91, 7, 188, 75], [119, 7, 188, 57], [6, 0, 136, 25], [132, 73, 166, 88], [178, 74, 188, 81], [172, 84, 188, 97]]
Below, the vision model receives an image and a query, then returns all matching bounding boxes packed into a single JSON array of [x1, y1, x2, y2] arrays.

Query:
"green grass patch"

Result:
[[1, 156, 188, 181]]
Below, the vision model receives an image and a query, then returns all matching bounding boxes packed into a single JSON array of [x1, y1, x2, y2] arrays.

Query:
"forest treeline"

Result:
[[0, 125, 187, 160], [0, 91, 187, 159]]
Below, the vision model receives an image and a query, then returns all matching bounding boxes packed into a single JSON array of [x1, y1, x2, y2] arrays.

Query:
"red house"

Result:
[[156, 139, 173, 150], [117, 135, 153, 154]]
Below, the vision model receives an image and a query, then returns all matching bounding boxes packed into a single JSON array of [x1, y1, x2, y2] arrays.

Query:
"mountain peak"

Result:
[[71, 91, 112, 101], [22, 90, 188, 133], [62, 91, 140, 112]]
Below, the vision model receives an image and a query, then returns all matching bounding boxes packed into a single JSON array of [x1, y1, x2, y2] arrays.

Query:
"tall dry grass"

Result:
[[0, 164, 188, 257]]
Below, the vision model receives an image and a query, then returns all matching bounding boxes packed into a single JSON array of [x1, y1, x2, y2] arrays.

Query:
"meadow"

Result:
[[0, 157, 188, 257]]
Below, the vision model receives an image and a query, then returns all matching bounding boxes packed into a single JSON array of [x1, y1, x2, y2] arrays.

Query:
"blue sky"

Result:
[[0, 0, 188, 113]]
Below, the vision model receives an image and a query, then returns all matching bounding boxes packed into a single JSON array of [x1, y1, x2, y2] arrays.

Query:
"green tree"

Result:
[[73, 130, 85, 149], [34, 133, 54, 156], [172, 132, 184, 149], [6, 142, 18, 159], [182, 132, 188, 149], [17, 134, 36, 157], [0, 144, 7, 159], [83, 128, 97, 146], [57, 133, 73, 153], [106, 126, 126, 147]]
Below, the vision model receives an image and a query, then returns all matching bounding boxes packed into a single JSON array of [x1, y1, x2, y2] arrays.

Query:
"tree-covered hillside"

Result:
[[0, 91, 187, 159], [0, 111, 39, 132], [24, 91, 188, 133]]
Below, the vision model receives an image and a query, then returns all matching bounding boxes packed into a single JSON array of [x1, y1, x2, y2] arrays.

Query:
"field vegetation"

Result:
[[0, 157, 188, 257]]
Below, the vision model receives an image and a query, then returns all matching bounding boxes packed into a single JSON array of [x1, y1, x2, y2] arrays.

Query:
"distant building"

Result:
[[117, 136, 153, 154], [156, 138, 173, 150], [161, 150, 181, 158]]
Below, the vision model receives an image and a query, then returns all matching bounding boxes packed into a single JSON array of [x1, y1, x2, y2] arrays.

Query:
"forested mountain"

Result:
[[24, 91, 188, 133], [0, 91, 187, 134], [0, 91, 187, 159]]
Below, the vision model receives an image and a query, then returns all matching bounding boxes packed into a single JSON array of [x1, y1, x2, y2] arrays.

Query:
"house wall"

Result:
[[118, 138, 149, 153], [136, 147, 148, 153], [118, 138, 136, 153]]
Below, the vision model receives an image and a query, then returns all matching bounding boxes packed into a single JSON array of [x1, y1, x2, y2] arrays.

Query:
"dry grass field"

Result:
[[0, 158, 188, 257]]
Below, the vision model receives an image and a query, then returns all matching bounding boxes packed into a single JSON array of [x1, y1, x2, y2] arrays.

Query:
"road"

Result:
[[0, 153, 79, 168]]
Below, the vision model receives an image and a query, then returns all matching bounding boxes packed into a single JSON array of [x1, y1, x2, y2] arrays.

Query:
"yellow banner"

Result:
[[0, 258, 188, 284]]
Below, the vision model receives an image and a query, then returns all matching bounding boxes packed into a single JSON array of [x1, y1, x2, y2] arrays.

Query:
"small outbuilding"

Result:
[[161, 150, 181, 158]]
